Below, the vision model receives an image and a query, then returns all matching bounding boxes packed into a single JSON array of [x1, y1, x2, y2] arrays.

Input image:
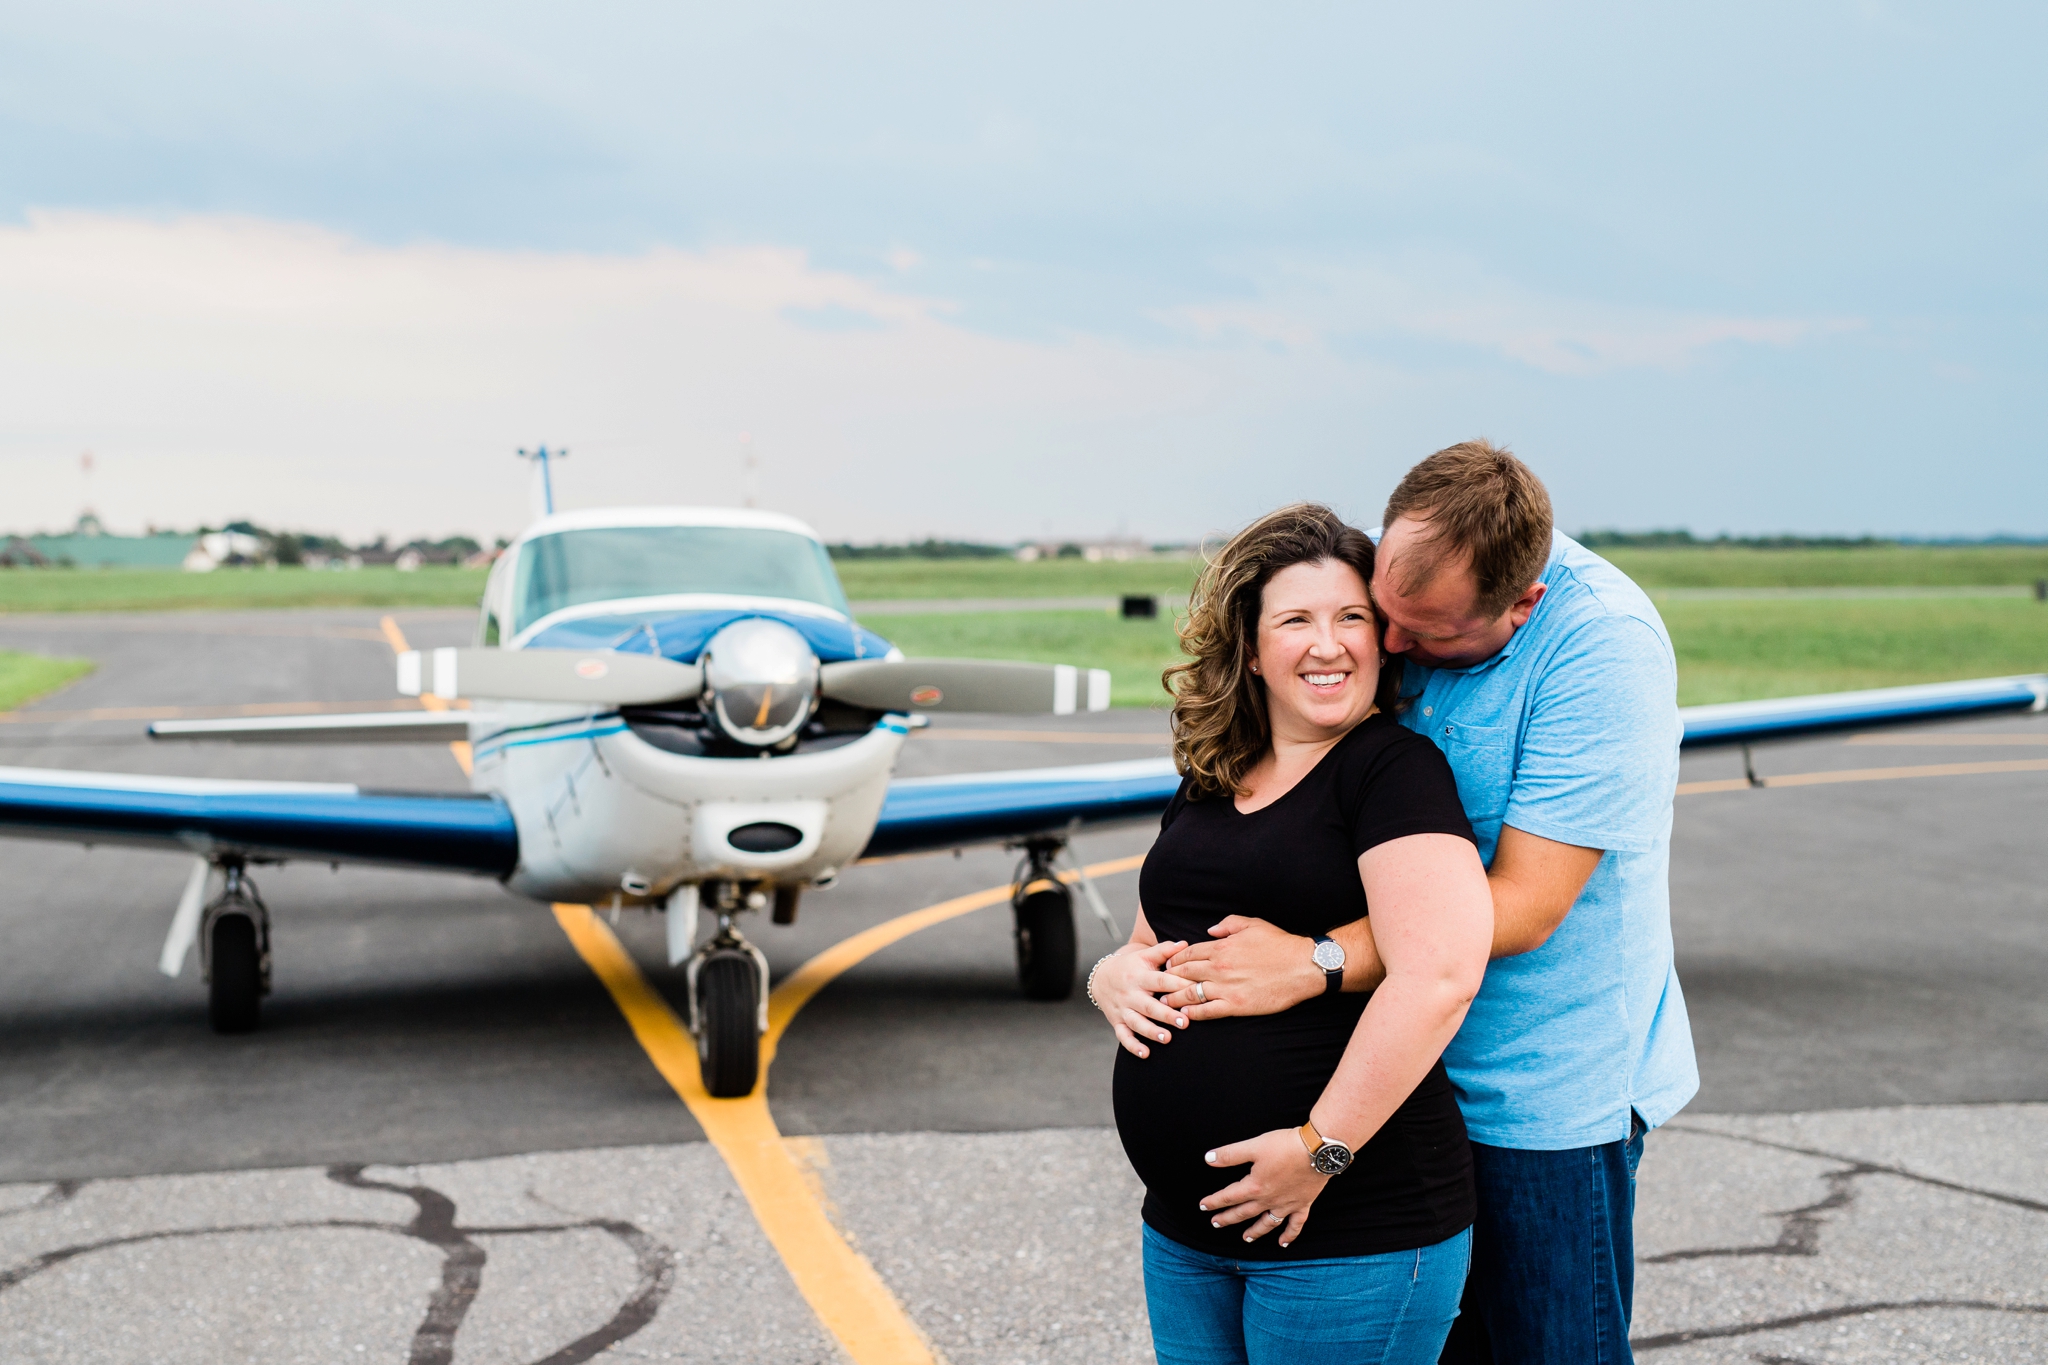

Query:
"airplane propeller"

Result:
[[399, 649, 1112, 715], [398, 648, 704, 706], [817, 659, 1112, 714]]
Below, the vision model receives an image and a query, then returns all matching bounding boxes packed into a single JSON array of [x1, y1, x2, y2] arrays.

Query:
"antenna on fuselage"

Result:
[[516, 446, 568, 517]]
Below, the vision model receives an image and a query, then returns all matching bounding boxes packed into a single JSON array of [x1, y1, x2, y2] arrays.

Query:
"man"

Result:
[[1164, 441, 1696, 1363]]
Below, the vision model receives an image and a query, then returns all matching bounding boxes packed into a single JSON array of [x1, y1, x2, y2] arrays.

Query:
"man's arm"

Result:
[[1161, 825, 1601, 1017]]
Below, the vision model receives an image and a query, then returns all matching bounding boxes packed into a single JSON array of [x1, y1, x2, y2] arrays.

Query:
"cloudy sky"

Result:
[[3, 2, 2042, 544]]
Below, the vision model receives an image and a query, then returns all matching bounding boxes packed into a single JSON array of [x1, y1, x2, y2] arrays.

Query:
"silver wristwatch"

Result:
[[1311, 934, 1345, 995], [1298, 1119, 1354, 1176]]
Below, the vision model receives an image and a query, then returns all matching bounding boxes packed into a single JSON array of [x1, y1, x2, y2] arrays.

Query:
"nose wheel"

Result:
[[685, 895, 771, 1098]]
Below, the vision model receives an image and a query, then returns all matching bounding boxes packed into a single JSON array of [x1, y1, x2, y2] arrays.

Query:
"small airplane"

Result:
[[0, 505, 1178, 1094], [1, 500, 2042, 1097]]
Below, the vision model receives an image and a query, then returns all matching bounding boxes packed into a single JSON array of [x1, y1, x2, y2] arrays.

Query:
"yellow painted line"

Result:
[[1678, 756, 2048, 796], [556, 852, 1147, 1365], [555, 902, 942, 1364], [1844, 732, 2048, 747], [377, 614, 412, 656], [1675, 777, 1753, 795], [378, 615, 471, 774], [763, 854, 1145, 1066]]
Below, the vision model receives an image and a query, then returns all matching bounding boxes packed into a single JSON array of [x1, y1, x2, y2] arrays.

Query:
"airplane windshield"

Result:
[[512, 526, 850, 631]]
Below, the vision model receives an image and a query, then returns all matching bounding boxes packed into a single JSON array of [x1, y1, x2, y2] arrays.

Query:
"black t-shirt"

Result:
[[1114, 711, 1479, 1260]]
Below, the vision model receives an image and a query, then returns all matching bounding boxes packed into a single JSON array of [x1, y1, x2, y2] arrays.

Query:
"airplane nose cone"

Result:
[[700, 618, 822, 748]]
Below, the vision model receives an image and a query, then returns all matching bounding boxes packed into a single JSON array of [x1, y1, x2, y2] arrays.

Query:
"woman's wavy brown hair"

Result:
[[1164, 503, 1401, 799]]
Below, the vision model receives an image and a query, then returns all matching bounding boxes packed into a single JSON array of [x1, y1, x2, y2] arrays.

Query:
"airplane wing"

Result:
[[0, 766, 518, 875], [862, 671, 2048, 859], [863, 758, 1181, 859], [149, 712, 478, 744], [1680, 674, 2048, 748]]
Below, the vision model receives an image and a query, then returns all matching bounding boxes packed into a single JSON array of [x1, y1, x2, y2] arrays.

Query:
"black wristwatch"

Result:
[[1311, 934, 1345, 995]]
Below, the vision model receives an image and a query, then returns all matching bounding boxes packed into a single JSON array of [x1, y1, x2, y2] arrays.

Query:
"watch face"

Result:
[[1311, 939, 1346, 972], [1311, 1143, 1353, 1176]]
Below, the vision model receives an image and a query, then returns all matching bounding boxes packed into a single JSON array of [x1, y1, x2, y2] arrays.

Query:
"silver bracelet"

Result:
[[1084, 952, 1119, 1010]]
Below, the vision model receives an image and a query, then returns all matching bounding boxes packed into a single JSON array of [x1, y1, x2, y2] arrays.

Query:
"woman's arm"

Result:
[[1087, 905, 1195, 1059], [1197, 832, 1491, 1246], [1162, 825, 1599, 1013]]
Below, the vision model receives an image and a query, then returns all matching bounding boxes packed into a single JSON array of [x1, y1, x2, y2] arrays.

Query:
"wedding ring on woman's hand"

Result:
[[1265, 1211, 1284, 1223], [1193, 981, 1207, 1002]]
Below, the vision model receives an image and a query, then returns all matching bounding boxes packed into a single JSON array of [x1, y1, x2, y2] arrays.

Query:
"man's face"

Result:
[[1371, 516, 1545, 670]]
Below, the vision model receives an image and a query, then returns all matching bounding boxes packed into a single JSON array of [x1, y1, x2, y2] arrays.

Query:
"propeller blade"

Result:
[[397, 648, 703, 706], [820, 659, 1112, 714]]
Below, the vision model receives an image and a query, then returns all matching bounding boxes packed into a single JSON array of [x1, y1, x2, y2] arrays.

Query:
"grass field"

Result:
[[1659, 597, 2048, 703], [834, 556, 1203, 600], [0, 567, 487, 614], [4, 545, 2045, 616], [0, 651, 96, 712], [874, 598, 2048, 708], [1601, 544, 2048, 589], [4, 550, 2045, 710]]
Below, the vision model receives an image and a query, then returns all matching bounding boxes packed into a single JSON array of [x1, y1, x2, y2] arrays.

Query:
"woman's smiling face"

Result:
[[1252, 558, 1382, 741]]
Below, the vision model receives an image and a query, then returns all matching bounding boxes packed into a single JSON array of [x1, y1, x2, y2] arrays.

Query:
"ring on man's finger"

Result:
[[1193, 981, 1207, 1003]]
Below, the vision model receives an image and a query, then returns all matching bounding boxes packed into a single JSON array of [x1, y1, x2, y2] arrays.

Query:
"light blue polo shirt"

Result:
[[1393, 531, 1698, 1149]]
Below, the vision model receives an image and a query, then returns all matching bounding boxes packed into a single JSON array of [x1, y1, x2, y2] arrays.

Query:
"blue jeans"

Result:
[[1438, 1113, 1648, 1365], [1144, 1222, 1473, 1365]]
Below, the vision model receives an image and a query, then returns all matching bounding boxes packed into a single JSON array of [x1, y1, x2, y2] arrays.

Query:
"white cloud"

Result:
[[1163, 256, 1857, 376], [0, 210, 1219, 542], [0, 212, 1865, 545]]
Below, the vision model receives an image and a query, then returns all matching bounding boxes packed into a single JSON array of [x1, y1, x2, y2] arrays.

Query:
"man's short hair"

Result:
[[1382, 440, 1554, 619]]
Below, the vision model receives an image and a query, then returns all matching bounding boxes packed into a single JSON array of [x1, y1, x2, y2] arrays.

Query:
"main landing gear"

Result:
[[683, 881, 772, 1099], [1010, 836, 1121, 1002], [202, 859, 272, 1034]]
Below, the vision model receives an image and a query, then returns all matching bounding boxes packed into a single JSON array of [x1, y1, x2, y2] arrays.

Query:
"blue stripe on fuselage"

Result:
[[525, 607, 894, 664]]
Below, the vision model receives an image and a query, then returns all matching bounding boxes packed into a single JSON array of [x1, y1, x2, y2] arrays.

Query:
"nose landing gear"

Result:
[[684, 882, 772, 1098]]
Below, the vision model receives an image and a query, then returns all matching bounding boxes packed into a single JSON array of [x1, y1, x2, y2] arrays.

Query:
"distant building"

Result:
[[23, 514, 196, 569], [181, 531, 268, 572], [1014, 537, 1153, 563]]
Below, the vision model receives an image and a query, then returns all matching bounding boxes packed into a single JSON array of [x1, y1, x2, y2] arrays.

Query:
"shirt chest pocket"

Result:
[[1437, 721, 1516, 824]]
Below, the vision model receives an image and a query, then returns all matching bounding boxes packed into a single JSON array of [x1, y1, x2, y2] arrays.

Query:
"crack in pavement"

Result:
[[0, 1164, 676, 1365], [1633, 1124, 2048, 1351], [1643, 1162, 1872, 1264]]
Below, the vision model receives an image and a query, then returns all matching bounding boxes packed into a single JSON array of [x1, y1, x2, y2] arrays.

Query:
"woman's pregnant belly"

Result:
[[1112, 999, 1362, 1231]]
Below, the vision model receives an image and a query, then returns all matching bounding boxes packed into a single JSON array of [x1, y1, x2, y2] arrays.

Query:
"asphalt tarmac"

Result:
[[2, 607, 2045, 1362]]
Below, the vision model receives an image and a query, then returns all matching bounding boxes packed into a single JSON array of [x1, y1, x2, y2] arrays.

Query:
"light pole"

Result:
[[516, 446, 568, 517]]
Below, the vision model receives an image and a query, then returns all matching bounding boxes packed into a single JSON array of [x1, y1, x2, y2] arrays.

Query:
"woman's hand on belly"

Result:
[[1198, 1128, 1330, 1250], [1091, 939, 1194, 1058]]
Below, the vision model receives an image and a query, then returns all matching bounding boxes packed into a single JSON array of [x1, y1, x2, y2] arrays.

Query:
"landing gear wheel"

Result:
[[696, 954, 761, 1098], [208, 914, 263, 1034], [1013, 881, 1077, 1001]]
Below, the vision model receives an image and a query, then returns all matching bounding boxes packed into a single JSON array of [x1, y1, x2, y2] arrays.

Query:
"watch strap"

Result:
[[1298, 1118, 1354, 1175], [1313, 934, 1343, 995]]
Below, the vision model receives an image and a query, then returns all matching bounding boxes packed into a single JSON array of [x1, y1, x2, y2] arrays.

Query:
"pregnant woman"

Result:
[[1089, 503, 1492, 1364]]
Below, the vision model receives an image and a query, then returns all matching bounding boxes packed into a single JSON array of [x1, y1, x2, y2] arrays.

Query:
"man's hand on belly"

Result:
[[1163, 916, 1365, 1018]]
